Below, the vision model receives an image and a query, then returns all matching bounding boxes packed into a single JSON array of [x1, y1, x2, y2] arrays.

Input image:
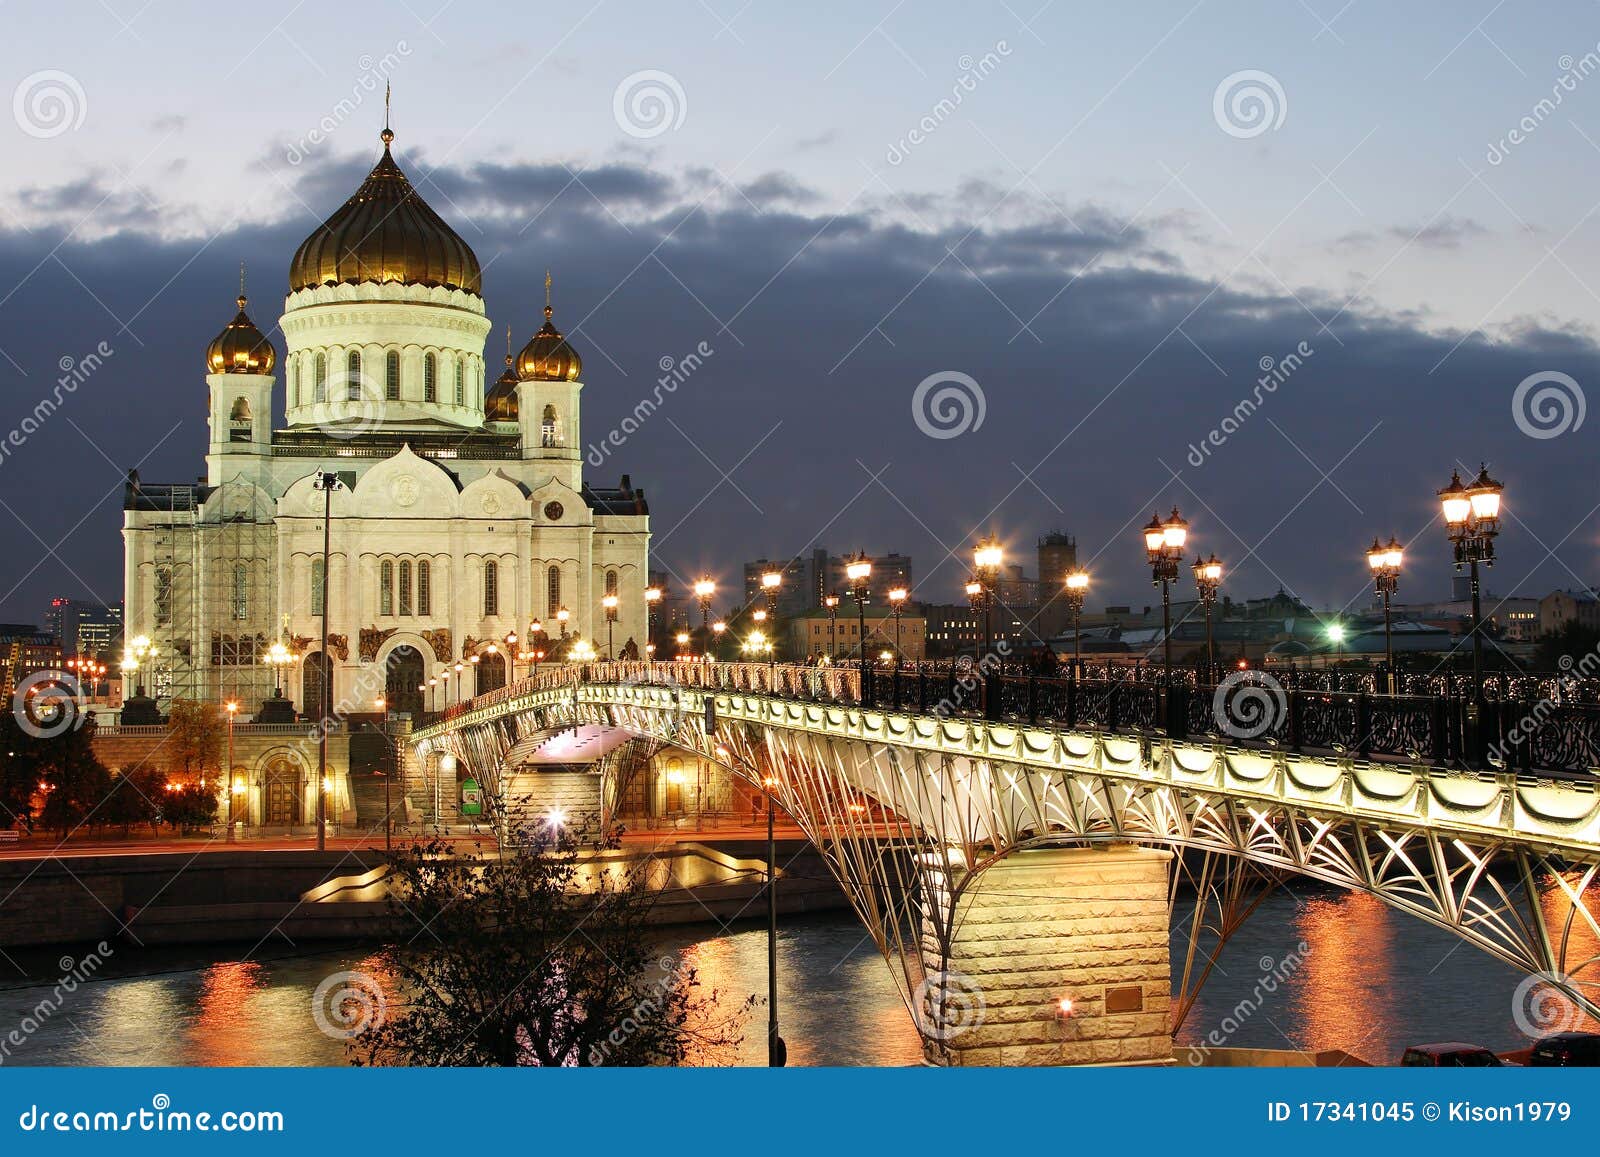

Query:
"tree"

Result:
[[1534, 620, 1600, 675], [100, 766, 164, 832], [354, 814, 752, 1066], [165, 699, 224, 784], [0, 711, 112, 836]]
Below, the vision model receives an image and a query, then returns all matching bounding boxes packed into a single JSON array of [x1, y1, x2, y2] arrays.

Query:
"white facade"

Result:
[[121, 133, 650, 720]]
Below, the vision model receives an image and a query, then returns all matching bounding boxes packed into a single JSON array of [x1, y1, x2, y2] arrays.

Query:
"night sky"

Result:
[[4, 1, 1600, 623]]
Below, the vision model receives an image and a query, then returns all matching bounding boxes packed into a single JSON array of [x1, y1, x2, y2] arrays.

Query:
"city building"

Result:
[[0, 625, 62, 702], [46, 597, 124, 660], [1541, 589, 1600, 636], [787, 600, 926, 662], [120, 117, 651, 722], [741, 548, 914, 612]]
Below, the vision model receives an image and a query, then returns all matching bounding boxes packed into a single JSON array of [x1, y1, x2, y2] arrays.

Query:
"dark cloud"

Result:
[[1334, 215, 1490, 253], [0, 151, 1595, 624]]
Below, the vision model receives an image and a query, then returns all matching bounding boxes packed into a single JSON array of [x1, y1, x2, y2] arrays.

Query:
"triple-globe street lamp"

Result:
[[1439, 465, 1504, 703], [1192, 553, 1223, 683], [1142, 509, 1189, 685], [1366, 536, 1404, 692]]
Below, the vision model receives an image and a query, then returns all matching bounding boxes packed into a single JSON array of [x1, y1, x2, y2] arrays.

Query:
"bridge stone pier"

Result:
[[415, 662, 1600, 1066], [924, 845, 1173, 1066]]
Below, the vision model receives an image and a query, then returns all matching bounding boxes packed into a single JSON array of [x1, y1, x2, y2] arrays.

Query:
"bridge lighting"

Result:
[[546, 807, 566, 829], [694, 577, 716, 629], [1367, 535, 1403, 691], [1056, 996, 1075, 1020], [1192, 554, 1224, 682], [1142, 508, 1190, 687], [761, 569, 783, 617]]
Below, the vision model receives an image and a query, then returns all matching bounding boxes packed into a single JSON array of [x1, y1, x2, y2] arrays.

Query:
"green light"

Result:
[[1327, 624, 1345, 643]]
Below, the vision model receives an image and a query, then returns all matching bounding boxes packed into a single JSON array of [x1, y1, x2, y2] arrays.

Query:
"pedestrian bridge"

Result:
[[411, 661, 1600, 1065]]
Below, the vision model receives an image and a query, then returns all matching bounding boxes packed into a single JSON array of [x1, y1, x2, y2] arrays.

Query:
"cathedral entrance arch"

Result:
[[302, 651, 331, 719], [476, 652, 506, 695], [385, 646, 426, 716], [262, 756, 305, 826]]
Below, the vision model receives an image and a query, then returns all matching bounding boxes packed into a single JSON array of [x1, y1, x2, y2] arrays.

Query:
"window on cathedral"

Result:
[[385, 350, 400, 401], [399, 560, 413, 616], [154, 566, 173, 627], [291, 359, 299, 406], [417, 560, 431, 616], [232, 562, 248, 621], [380, 560, 394, 616], [547, 565, 561, 620], [315, 353, 327, 403], [541, 404, 562, 448], [484, 560, 499, 617], [424, 353, 436, 402], [454, 359, 464, 406], [605, 569, 619, 597], [346, 350, 361, 401], [311, 557, 325, 616]]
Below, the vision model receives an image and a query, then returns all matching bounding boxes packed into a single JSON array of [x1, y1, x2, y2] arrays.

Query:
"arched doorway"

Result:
[[301, 651, 332, 719], [477, 651, 506, 695], [385, 646, 425, 716], [263, 757, 304, 826]]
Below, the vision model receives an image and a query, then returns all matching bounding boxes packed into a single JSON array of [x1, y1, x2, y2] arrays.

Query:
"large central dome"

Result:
[[288, 128, 481, 296]]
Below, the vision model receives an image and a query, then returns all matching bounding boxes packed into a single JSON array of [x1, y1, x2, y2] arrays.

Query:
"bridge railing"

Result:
[[437, 659, 1600, 776]]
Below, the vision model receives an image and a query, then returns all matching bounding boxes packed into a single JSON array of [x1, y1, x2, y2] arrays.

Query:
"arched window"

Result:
[[291, 358, 300, 407], [314, 353, 327, 403], [541, 404, 561, 447], [311, 557, 325, 616], [417, 560, 431, 616], [424, 353, 437, 402], [476, 651, 506, 695], [547, 565, 561, 620], [229, 397, 251, 422], [346, 350, 361, 400], [232, 562, 249, 621], [399, 560, 413, 616], [380, 560, 394, 616], [605, 569, 619, 597], [484, 560, 499, 617], [385, 350, 400, 400], [454, 359, 464, 406], [154, 566, 173, 626]]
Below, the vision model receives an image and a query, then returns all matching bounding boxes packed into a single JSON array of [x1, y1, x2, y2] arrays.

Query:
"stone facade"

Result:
[[924, 845, 1173, 1067]]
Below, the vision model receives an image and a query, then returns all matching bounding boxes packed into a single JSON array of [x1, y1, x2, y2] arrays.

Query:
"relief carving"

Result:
[[359, 626, 396, 663]]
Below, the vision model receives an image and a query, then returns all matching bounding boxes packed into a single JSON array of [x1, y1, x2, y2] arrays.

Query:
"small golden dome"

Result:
[[515, 275, 582, 382], [206, 294, 276, 375], [288, 127, 481, 296], [485, 354, 520, 421]]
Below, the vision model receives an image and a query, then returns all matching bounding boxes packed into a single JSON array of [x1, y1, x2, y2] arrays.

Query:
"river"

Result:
[[1, 885, 1593, 1066]]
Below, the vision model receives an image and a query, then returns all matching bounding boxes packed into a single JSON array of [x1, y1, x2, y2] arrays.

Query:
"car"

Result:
[[1527, 1031, 1600, 1066], [1400, 1043, 1506, 1067]]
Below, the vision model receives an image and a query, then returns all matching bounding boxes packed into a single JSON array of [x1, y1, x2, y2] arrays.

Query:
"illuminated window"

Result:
[[484, 560, 499, 617], [291, 359, 300, 406], [380, 560, 394, 616], [232, 562, 248, 621], [605, 569, 618, 597], [454, 359, 464, 406], [346, 350, 361, 400], [541, 404, 562, 447], [314, 353, 327, 403], [424, 353, 436, 402], [417, 560, 431, 616], [311, 557, 325, 616], [547, 565, 561, 619], [399, 560, 413, 616], [385, 350, 400, 400]]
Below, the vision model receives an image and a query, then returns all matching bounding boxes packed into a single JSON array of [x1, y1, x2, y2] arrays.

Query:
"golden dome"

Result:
[[288, 127, 481, 296], [485, 337, 520, 421], [515, 275, 582, 382], [205, 294, 276, 375]]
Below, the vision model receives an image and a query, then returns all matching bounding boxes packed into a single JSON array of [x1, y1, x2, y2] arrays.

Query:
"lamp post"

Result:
[[743, 631, 775, 678], [644, 587, 662, 657], [602, 594, 619, 659], [311, 468, 345, 853], [711, 620, 727, 662], [970, 537, 1003, 718], [1366, 536, 1403, 693], [555, 607, 570, 640], [375, 696, 392, 853], [1142, 509, 1188, 686], [1192, 553, 1223, 683], [1439, 465, 1504, 704], [694, 578, 715, 630], [225, 701, 238, 841], [761, 569, 782, 616], [1328, 623, 1345, 665], [1064, 571, 1089, 677], [887, 587, 908, 668], [676, 630, 691, 660], [823, 593, 839, 664], [845, 553, 872, 683]]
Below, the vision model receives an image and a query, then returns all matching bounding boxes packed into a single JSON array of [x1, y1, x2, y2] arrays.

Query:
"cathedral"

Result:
[[122, 118, 650, 723]]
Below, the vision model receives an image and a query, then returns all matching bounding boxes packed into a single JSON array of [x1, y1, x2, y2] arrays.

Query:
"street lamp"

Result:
[[375, 696, 392, 853], [1192, 553, 1223, 683], [1440, 465, 1503, 704], [555, 607, 570, 638], [602, 593, 619, 659], [311, 468, 346, 854], [743, 630, 775, 677], [887, 586, 908, 668], [1064, 571, 1089, 677], [1143, 508, 1188, 685], [1367, 536, 1403, 692], [845, 552, 872, 683], [694, 578, 716, 629], [225, 701, 238, 841], [711, 620, 727, 661], [644, 587, 662, 656], [676, 630, 691, 660], [823, 593, 840, 664], [1327, 623, 1346, 665]]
